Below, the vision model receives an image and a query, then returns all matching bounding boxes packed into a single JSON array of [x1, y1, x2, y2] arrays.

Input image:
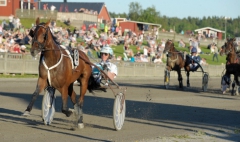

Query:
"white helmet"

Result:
[[100, 45, 113, 56]]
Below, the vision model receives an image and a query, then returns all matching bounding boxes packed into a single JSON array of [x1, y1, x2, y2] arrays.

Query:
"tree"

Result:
[[138, 6, 160, 23], [128, 2, 142, 20]]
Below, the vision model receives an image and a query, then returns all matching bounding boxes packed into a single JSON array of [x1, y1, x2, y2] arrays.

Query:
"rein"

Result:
[[33, 24, 70, 86], [165, 40, 182, 66], [78, 55, 125, 96]]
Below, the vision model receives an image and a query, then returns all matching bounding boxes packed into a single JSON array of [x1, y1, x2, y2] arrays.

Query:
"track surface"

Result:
[[0, 77, 239, 142]]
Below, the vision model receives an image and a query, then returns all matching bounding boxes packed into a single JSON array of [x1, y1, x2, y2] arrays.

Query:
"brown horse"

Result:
[[163, 40, 191, 88], [23, 18, 92, 128], [220, 38, 240, 95]]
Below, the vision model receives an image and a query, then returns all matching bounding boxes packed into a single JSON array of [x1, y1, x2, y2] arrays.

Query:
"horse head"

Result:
[[224, 38, 236, 56], [163, 39, 174, 54], [219, 42, 227, 56], [30, 17, 51, 57]]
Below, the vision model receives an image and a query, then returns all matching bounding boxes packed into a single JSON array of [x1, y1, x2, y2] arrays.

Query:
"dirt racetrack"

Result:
[[0, 77, 240, 142]]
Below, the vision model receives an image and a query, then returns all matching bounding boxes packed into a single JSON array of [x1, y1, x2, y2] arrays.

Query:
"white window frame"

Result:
[[0, 0, 7, 6]]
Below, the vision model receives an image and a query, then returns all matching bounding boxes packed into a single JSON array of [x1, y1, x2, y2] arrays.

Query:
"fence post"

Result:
[[22, 57, 26, 75], [4, 52, 7, 75]]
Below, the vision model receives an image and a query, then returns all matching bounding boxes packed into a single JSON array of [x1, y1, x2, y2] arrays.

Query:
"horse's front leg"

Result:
[[74, 77, 89, 129], [23, 78, 47, 116], [186, 71, 190, 87], [234, 75, 239, 96], [177, 70, 183, 88]]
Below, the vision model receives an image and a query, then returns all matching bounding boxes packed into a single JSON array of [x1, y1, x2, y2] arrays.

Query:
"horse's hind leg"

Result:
[[186, 71, 190, 87], [231, 81, 235, 96], [235, 85, 239, 95], [23, 78, 47, 116], [177, 70, 183, 88], [233, 75, 239, 96], [61, 86, 73, 117], [65, 83, 77, 116]]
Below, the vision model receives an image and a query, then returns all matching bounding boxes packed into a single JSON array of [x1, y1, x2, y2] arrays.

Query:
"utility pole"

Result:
[[224, 17, 231, 40], [38, 0, 41, 10]]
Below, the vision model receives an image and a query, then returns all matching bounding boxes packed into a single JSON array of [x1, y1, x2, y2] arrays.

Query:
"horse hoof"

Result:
[[22, 111, 30, 117], [78, 123, 84, 129], [62, 110, 73, 117]]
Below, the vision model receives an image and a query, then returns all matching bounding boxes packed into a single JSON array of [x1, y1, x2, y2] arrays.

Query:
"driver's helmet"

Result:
[[100, 45, 113, 58], [191, 47, 197, 53]]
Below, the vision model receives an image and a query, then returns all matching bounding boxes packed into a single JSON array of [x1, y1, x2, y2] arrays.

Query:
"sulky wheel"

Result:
[[42, 87, 56, 125], [164, 70, 170, 89], [202, 73, 209, 92], [113, 92, 126, 131]]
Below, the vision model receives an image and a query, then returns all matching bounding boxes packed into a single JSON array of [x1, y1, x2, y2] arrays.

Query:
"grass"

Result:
[[0, 74, 38, 78], [1, 18, 226, 65]]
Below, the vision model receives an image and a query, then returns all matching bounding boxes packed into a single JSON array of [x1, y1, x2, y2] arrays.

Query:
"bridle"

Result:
[[224, 41, 235, 55], [31, 24, 49, 51], [164, 40, 174, 53], [164, 40, 180, 54]]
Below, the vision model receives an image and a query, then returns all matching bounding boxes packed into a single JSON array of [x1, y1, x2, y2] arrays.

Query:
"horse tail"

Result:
[[78, 50, 91, 63]]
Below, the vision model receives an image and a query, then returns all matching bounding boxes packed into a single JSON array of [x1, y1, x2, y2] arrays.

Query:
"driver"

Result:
[[92, 45, 118, 87], [189, 47, 201, 71]]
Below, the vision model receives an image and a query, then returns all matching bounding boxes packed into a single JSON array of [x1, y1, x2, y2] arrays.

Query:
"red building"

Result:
[[39, 2, 111, 23], [194, 27, 225, 40], [0, 1, 110, 23], [119, 20, 161, 35], [0, 0, 37, 17]]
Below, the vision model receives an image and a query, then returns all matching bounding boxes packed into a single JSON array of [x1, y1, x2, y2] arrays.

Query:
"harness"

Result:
[[32, 24, 78, 86], [165, 40, 184, 68]]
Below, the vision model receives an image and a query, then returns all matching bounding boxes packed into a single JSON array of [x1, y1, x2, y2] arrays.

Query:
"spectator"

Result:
[[64, 18, 70, 26], [43, 3, 47, 10], [104, 24, 108, 34], [154, 27, 158, 40], [212, 45, 219, 62], [153, 55, 162, 63], [123, 44, 133, 57], [9, 15, 14, 31], [12, 42, 21, 53], [140, 54, 149, 62], [179, 39, 185, 47], [20, 45, 27, 54], [0, 34, 2, 43], [118, 26, 122, 36], [143, 46, 148, 58], [15, 16, 20, 29], [200, 58, 208, 66], [0, 43, 7, 52], [50, 5, 56, 12]]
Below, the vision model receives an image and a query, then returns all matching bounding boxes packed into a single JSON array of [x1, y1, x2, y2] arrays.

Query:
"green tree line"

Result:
[[109, 2, 240, 37]]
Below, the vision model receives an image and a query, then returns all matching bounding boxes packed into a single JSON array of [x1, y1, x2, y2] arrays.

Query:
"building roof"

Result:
[[194, 27, 225, 33], [119, 20, 162, 28], [41, 2, 105, 13]]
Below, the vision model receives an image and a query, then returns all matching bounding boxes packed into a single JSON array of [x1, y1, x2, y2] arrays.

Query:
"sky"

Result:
[[40, 0, 240, 19]]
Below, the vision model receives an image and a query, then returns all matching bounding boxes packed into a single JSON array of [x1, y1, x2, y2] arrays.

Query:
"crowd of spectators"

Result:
[[0, 16, 166, 64], [0, 15, 31, 54], [0, 15, 213, 66]]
